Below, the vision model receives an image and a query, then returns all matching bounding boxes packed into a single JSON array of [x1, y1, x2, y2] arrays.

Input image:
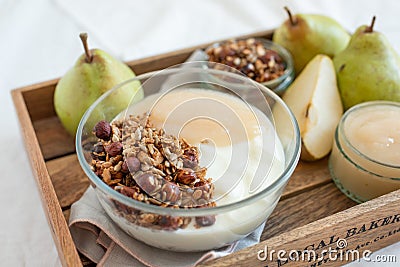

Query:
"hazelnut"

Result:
[[119, 186, 137, 198], [91, 142, 105, 160], [135, 173, 157, 193], [94, 120, 112, 140], [182, 148, 198, 169], [183, 147, 198, 161], [182, 159, 197, 169], [126, 156, 141, 172], [159, 216, 181, 230], [176, 168, 197, 185], [195, 215, 216, 227], [121, 161, 129, 173], [105, 142, 123, 157], [162, 181, 180, 203], [194, 181, 205, 187]]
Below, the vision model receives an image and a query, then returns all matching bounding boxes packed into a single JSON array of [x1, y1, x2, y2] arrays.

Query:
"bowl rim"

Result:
[[76, 66, 301, 216]]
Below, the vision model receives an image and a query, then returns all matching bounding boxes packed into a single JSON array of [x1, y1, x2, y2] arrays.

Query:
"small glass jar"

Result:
[[329, 101, 400, 203]]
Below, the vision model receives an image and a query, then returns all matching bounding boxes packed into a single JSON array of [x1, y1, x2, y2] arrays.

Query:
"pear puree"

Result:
[[330, 103, 400, 202], [345, 105, 400, 166]]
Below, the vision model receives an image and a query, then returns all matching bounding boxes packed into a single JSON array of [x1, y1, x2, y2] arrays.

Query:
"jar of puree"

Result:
[[329, 101, 400, 203]]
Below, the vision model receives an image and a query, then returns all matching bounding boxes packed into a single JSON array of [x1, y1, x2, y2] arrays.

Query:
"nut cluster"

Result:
[[91, 114, 216, 230], [206, 38, 286, 83]]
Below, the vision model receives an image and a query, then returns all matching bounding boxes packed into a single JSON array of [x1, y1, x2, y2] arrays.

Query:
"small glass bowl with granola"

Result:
[[205, 38, 295, 95], [76, 64, 300, 252]]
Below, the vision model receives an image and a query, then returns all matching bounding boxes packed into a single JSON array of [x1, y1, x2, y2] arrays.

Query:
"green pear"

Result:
[[333, 17, 400, 110], [273, 7, 350, 74], [54, 33, 143, 136]]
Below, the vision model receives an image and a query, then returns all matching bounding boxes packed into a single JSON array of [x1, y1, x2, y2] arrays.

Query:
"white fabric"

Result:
[[0, 0, 399, 266]]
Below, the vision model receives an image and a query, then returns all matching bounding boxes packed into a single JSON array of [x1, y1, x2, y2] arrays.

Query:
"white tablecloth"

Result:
[[0, 0, 399, 266]]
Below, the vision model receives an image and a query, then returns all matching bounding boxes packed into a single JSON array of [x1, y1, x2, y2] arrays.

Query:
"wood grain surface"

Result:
[[262, 183, 356, 241], [34, 117, 75, 160], [46, 154, 89, 208]]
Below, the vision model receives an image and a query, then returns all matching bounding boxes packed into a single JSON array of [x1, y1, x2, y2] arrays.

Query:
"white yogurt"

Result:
[[105, 88, 285, 251]]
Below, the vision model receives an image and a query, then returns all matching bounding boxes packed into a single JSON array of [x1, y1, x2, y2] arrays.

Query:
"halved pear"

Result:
[[280, 54, 343, 161]]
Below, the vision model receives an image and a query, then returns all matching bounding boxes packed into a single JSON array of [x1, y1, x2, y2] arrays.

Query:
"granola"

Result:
[[90, 114, 216, 230], [206, 38, 286, 83]]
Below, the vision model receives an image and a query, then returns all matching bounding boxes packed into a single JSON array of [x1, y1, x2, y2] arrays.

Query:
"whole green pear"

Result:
[[54, 33, 143, 136], [273, 7, 350, 74], [334, 17, 400, 110]]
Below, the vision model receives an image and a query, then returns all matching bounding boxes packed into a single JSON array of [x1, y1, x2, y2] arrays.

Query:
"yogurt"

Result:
[[104, 88, 286, 251]]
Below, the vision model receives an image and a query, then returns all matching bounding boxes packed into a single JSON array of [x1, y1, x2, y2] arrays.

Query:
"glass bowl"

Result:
[[205, 38, 295, 95], [76, 63, 300, 252]]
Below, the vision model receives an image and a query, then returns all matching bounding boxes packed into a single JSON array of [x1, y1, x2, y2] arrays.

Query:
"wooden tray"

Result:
[[12, 29, 400, 267]]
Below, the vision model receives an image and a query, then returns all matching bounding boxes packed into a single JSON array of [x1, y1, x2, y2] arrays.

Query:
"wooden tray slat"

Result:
[[21, 80, 58, 121], [34, 117, 75, 160], [46, 154, 89, 208]]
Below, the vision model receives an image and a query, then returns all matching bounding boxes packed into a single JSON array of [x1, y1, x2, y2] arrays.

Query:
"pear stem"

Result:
[[79, 33, 93, 63], [284, 6, 297, 26], [365, 16, 376, 33]]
